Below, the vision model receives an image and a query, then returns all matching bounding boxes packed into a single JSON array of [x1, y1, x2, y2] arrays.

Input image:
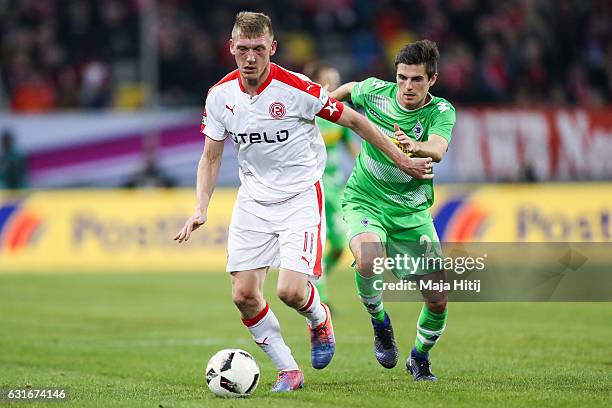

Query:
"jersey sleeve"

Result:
[[428, 101, 456, 143], [350, 77, 378, 108], [296, 82, 344, 123], [200, 90, 227, 141], [316, 95, 344, 123]]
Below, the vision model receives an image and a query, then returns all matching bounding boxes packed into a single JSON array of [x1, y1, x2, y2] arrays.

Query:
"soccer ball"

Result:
[[205, 349, 260, 397]]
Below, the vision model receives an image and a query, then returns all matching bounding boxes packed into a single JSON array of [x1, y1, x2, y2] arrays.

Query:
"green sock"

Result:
[[314, 274, 329, 304], [414, 305, 447, 354], [355, 269, 386, 322]]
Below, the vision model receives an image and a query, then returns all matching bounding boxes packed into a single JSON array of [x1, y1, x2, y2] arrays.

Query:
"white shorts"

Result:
[[227, 181, 326, 276]]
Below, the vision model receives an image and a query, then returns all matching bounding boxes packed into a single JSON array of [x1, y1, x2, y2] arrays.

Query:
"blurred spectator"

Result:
[[123, 157, 175, 189], [0, 130, 28, 189], [479, 40, 512, 102], [1, 0, 610, 110], [517, 161, 537, 183]]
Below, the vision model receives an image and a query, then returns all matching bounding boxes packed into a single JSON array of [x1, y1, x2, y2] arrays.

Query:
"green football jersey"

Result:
[[317, 117, 352, 188], [346, 76, 456, 214]]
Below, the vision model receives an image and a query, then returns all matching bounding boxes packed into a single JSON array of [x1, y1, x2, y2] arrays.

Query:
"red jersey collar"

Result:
[[238, 63, 276, 95]]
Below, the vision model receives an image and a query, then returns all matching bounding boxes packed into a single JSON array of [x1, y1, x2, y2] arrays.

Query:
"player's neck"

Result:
[[240, 64, 271, 97]]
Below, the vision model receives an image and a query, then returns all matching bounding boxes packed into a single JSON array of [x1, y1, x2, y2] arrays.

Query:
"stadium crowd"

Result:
[[1, 0, 610, 112]]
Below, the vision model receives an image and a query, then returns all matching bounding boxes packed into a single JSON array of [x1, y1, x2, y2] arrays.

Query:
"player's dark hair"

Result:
[[232, 11, 274, 39], [394, 40, 439, 79]]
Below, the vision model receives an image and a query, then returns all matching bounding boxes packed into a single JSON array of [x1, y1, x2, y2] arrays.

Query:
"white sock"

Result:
[[297, 281, 327, 328], [242, 302, 298, 371]]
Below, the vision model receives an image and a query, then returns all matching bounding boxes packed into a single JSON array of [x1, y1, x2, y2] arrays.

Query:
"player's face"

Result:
[[230, 31, 277, 85], [316, 68, 341, 92], [396, 63, 437, 109]]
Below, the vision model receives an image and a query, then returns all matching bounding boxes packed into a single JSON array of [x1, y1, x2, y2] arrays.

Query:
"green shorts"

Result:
[[342, 189, 443, 278]]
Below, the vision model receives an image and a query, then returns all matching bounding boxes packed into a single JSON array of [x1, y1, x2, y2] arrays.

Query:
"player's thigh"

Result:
[[387, 219, 443, 279], [343, 199, 387, 273], [342, 197, 387, 243], [227, 200, 279, 272]]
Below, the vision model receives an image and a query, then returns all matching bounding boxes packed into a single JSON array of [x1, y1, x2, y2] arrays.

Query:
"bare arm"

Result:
[[413, 135, 449, 163], [330, 82, 356, 102], [336, 106, 433, 179], [174, 136, 225, 242], [395, 123, 448, 163]]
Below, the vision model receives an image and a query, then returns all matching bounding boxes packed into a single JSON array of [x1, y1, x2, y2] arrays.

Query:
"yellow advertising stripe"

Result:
[[0, 189, 236, 273], [1, 184, 611, 274]]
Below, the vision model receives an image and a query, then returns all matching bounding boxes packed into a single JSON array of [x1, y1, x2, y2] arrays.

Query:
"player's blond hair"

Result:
[[232, 11, 274, 39]]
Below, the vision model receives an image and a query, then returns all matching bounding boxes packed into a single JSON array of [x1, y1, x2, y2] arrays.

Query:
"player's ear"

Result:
[[270, 39, 277, 56], [429, 73, 438, 87], [229, 38, 236, 55]]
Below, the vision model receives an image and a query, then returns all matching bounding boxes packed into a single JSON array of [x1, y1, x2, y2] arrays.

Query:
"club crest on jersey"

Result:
[[361, 218, 370, 227], [269, 102, 286, 119], [412, 120, 424, 140]]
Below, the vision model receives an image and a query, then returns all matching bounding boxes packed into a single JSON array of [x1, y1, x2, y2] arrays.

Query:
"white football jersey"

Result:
[[201, 63, 344, 204]]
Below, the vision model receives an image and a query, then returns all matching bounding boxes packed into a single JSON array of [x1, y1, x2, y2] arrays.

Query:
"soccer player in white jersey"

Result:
[[174, 11, 433, 392]]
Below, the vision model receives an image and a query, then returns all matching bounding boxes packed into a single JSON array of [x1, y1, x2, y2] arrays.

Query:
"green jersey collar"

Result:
[[395, 92, 434, 112]]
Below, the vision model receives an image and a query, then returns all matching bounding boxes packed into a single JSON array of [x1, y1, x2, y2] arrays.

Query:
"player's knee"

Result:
[[355, 256, 378, 277], [425, 298, 447, 314], [276, 285, 305, 308], [232, 288, 261, 312]]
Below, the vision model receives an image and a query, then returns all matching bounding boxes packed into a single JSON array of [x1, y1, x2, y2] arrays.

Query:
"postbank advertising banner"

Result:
[[0, 189, 234, 272], [1, 184, 611, 273]]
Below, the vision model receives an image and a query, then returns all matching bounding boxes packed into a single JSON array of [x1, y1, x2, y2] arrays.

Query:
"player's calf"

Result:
[[241, 302, 300, 375]]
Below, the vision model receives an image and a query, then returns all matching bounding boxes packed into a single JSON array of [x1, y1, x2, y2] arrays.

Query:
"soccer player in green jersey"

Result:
[[330, 40, 455, 381], [305, 63, 360, 307]]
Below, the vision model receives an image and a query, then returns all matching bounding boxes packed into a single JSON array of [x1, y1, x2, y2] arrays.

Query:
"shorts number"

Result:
[[303, 232, 315, 254]]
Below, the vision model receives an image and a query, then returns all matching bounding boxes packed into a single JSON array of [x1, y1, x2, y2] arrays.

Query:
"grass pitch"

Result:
[[0, 270, 611, 407]]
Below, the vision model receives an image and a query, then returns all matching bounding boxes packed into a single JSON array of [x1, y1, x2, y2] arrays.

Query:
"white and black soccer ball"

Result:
[[205, 349, 260, 397]]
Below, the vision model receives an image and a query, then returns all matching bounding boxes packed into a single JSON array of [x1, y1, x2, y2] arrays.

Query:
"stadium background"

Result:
[[1, 1, 611, 406]]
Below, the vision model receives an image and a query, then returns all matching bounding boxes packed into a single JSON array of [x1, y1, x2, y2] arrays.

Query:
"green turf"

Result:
[[0, 270, 611, 407]]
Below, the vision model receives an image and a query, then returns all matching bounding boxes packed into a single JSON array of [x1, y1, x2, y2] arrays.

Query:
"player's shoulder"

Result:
[[271, 63, 322, 98], [429, 95, 456, 114], [355, 77, 395, 95], [207, 70, 240, 97]]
